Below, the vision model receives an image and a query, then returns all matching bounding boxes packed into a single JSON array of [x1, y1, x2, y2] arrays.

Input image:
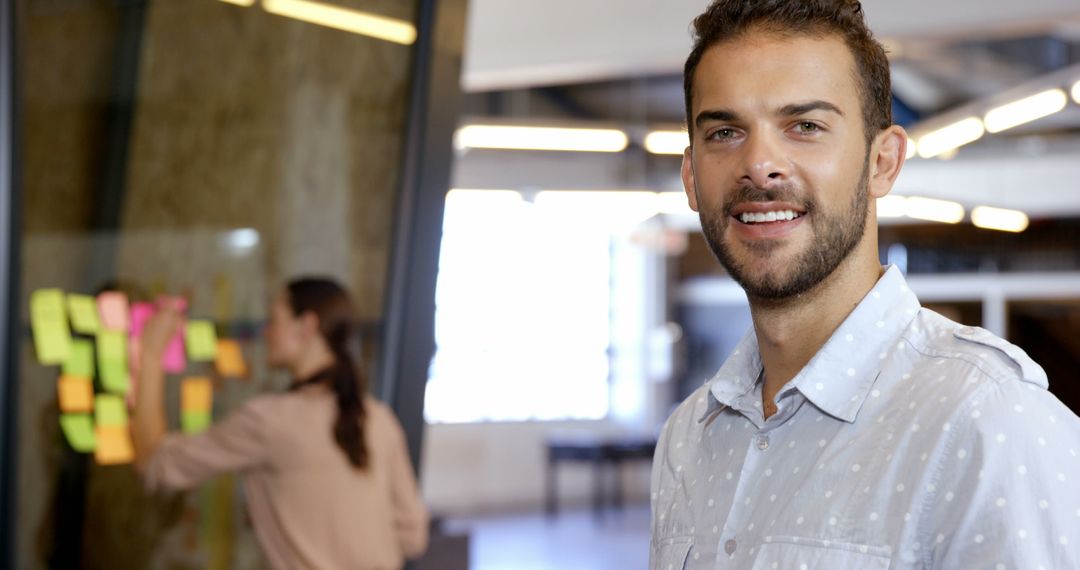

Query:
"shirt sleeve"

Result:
[[923, 380, 1080, 569], [142, 398, 269, 492], [385, 411, 429, 559]]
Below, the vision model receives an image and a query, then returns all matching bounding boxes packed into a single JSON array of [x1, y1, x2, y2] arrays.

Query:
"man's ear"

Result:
[[682, 146, 700, 212], [868, 125, 908, 199]]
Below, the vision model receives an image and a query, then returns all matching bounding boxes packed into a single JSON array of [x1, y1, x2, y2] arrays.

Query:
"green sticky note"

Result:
[[31, 289, 72, 365], [60, 413, 97, 452], [181, 410, 212, 434], [67, 294, 101, 334], [96, 331, 129, 395], [185, 320, 218, 362], [95, 394, 128, 426], [62, 339, 96, 377]]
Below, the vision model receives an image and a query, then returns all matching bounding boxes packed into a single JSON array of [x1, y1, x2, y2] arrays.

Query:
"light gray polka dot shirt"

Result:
[[650, 266, 1080, 570]]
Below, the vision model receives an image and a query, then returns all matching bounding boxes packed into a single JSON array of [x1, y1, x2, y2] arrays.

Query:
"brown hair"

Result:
[[287, 278, 368, 469], [684, 0, 892, 143]]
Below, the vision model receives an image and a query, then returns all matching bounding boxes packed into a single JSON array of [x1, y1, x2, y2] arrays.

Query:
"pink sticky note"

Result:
[[129, 302, 155, 337], [163, 331, 187, 373], [97, 292, 129, 331]]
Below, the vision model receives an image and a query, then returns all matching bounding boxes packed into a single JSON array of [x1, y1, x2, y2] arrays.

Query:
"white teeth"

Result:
[[738, 209, 801, 224]]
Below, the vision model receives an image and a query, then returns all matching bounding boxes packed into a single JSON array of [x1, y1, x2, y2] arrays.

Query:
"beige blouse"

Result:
[[143, 388, 429, 570]]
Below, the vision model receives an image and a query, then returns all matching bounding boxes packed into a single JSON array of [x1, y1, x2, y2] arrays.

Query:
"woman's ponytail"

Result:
[[287, 278, 369, 469]]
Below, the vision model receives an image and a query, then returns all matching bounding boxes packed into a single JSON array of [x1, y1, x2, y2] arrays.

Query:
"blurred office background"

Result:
[[2, 0, 1080, 569]]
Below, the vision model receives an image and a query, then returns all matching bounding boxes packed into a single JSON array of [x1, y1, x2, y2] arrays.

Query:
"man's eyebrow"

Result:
[[778, 101, 845, 117], [694, 109, 740, 130]]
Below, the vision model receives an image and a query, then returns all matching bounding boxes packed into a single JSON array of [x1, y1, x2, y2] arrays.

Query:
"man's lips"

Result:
[[729, 201, 807, 225]]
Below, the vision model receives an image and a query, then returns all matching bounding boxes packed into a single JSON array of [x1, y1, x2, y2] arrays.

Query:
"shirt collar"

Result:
[[702, 265, 920, 424]]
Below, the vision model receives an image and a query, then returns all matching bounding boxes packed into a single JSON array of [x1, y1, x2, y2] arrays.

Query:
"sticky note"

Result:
[[94, 425, 134, 465], [214, 340, 247, 378], [30, 288, 72, 365], [95, 394, 128, 426], [97, 330, 129, 395], [97, 292, 129, 331], [60, 414, 96, 452], [185, 320, 218, 362], [128, 302, 155, 337], [181, 377, 212, 413], [66, 294, 101, 334], [62, 339, 95, 377], [58, 375, 94, 413], [181, 411, 212, 434], [163, 332, 187, 373]]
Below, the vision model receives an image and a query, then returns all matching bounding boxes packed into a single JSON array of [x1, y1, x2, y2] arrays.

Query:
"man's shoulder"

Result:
[[904, 308, 1047, 390], [660, 384, 713, 437]]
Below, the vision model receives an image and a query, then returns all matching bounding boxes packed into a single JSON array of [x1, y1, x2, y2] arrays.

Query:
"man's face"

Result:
[[683, 31, 874, 301]]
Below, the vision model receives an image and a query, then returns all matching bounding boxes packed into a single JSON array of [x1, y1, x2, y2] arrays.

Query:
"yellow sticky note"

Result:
[[185, 320, 218, 362], [181, 377, 213, 413], [95, 394, 128, 427], [31, 289, 72, 365], [67, 294, 101, 334], [94, 425, 134, 465], [97, 291, 129, 331], [214, 340, 247, 378], [97, 330, 129, 395], [181, 411, 212, 434], [62, 339, 95, 377], [58, 375, 94, 413], [60, 414, 97, 452]]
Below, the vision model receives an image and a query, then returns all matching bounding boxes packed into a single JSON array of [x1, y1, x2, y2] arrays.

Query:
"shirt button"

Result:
[[724, 539, 737, 555], [959, 326, 976, 336], [756, 435, 769, 450]]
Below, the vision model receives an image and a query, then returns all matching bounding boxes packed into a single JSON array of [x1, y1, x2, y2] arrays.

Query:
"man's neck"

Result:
[[752, 256, 884, 418]]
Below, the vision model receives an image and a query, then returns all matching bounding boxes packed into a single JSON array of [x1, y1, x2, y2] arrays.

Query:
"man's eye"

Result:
[[710, 128, 736, 139], [796, 122, 820, 133]]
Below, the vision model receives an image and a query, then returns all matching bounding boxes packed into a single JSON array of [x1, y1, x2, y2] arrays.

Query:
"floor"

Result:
[[445, 504, 651, 570]]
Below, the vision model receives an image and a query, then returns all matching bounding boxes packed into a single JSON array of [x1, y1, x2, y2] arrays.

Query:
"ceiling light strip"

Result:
[[983, 89, 1068, 134], [456, 125, 629, 153], [262, 0, 417, 45]]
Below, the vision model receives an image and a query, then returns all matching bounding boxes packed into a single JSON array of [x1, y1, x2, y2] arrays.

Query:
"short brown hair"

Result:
[[683, 0, 892, 143]]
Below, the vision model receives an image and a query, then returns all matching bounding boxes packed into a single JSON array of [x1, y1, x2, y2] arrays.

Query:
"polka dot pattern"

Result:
[[649, 266, 1080, 570]]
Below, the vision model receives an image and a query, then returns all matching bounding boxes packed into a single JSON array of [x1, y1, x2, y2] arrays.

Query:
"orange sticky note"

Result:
[[58, 375, 94, 413], [97, 292, 129, 331], [181, 377, 212, 413], [214, 340, 247, 378], [94, 424, 134, 465]]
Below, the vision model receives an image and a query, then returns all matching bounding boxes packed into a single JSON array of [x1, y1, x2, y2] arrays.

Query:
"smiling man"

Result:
[[650, 1, 1080, 569]]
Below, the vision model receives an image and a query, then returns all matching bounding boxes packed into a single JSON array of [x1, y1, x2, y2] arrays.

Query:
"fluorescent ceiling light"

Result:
[[644, 131, 689, 155], [916, 117, 984, 159], [218, 0, 255, 5], [655, 192, 694, 214], [905, 138, 917, 160], [904, 197, 965, 224], [983, 89, 1067, 134], [971, 206, 1029, 233], [262, 0, 416, 45], [456, 125, 629, 153], [1072, 80, 1080, 104], [876, 195, 908, 218]]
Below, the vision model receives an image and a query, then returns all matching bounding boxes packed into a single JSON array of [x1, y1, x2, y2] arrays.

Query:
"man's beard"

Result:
[[698, 155, 870, 301]]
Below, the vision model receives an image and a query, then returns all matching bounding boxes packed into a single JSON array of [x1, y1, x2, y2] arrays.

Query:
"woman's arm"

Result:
[[132, 298, 184, 473]]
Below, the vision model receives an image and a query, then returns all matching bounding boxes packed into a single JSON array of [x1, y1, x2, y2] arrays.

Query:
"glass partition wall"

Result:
[[4, 0, 463, 567]]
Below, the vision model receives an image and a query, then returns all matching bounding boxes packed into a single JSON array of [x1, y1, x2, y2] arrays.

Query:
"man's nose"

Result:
[[738, 131, 789, 189]]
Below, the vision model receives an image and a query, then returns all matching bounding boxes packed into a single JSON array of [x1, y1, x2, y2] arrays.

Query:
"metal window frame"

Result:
[[0, 0, 20, 565]]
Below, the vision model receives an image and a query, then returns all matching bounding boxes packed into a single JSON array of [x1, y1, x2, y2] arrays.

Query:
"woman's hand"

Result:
[[141, 297, 184, 361]]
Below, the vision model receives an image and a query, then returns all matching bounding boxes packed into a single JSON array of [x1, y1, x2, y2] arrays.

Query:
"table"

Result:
[[545, 435, 657, 519]]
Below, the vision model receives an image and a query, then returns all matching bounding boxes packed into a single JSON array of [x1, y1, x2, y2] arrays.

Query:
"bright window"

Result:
[[424, 190, 634, 422]]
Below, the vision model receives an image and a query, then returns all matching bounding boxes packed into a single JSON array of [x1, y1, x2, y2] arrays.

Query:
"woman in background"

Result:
[[132, 277, 428, 570]]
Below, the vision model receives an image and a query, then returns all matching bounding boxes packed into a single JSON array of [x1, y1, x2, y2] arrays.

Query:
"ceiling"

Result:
[[454, 0, 1080, 218]]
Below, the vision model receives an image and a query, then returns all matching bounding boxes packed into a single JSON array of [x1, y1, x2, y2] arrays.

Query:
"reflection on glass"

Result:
[[17, 0, 417, 566]]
